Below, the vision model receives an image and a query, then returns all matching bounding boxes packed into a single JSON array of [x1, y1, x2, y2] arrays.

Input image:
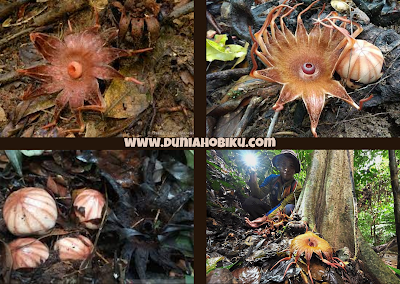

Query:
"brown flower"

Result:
[[250, 1, 362, 137], [18, 24, 152, 133], [271, 231, 345, 284]]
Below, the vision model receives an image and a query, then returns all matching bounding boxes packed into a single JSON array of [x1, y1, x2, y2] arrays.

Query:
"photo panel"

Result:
[[0, 150, 194, 283], [206, 149, 399, 283], [206, 0, 399, 137], [1, 1, 194, 137]]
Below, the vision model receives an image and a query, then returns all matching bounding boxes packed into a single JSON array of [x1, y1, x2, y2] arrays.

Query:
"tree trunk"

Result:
[[389, 150, 400, 270], [296, 150, 400, 284]]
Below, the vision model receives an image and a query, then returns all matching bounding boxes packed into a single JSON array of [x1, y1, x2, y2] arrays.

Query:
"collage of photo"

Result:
[[0, 0, 399, 283]]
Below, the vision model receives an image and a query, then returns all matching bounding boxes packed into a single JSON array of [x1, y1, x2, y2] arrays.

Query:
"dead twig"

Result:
[[0, 0, 31, 21], [273, 131, 299, 137], [0, 28, 33, 48], [164, 1, 194, 21], [0, 71, 22, 86], [33, 0, 88, 27]]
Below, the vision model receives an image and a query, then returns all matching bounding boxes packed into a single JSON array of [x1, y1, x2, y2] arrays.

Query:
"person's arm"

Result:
[[248, 171, 263, 199], [267, 182, 303, 218]]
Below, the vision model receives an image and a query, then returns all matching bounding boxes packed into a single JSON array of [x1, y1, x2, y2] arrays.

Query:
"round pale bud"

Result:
[[73, 189, 105, 229], [54, 235, 93, 261], [336, 39, 384, 89], [3, 187, 58, 236], [9, 238, 49, 270]]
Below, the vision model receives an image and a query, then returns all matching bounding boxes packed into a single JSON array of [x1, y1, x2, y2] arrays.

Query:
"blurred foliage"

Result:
[[207, 150, 400, 247], [5, 150, 45, 176], [388, 265, 400, 275], [208, 150, 312, 186], [354, 150, 400, 246], [206, 150, 313, 206]]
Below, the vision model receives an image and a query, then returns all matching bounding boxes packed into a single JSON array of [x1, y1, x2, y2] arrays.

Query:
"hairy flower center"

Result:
[[302, 63, 316, 75], [67, 61, 83, 79]]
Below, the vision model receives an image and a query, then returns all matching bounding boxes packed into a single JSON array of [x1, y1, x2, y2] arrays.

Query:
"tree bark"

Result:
[[296, 150, 400, 284], [389, 150, 400, 270]]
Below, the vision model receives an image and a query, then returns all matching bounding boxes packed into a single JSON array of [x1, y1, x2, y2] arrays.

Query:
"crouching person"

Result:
[[243, 150, 302, 228]]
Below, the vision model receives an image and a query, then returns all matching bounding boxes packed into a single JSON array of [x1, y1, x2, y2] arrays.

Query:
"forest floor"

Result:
[[0, 0, 194, 137], [206, 150, 394, 284], [206, 0, 400, 137], [0, 150, 194, 283]]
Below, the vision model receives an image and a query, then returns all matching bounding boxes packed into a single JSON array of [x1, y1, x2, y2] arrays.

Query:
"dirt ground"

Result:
[[0, 150, 194, 283], [0, 0, 194, 137]]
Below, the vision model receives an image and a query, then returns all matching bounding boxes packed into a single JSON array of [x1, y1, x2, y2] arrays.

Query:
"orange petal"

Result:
[[308, 25, 320, 47], [274, 84, 301, 107], [253, 67, 285, 84], [324, 80, 360, 110], [295, 19, 308, 45], [302, 89, 326, 137], [92, 65, 125, 80], [280, 20, 296, 46]]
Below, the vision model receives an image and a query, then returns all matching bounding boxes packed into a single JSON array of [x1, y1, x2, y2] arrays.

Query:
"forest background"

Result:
[[206, 150, 399, 248]]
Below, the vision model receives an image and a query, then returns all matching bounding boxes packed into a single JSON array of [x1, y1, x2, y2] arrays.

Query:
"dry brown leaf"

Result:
[[104, 67, 150, 119]]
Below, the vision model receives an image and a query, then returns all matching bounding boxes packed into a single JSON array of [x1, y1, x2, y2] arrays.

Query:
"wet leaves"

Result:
[[0, 150, 194, 283], [231, 266, 262, 284]]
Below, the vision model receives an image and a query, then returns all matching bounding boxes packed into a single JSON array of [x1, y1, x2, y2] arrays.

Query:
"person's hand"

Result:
[[245, 215, 268, 228], [245, 217, 259, 227], [249, 168, 257, 176]]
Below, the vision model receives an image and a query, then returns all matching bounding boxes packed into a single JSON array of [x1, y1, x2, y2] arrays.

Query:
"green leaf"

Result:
[[21, 150, 45, 157], [206, 256, 225, 274], [5, 150, 23, 176], [184, 150, 194, 169], [232, 42, 249, 69], [207, 161, 222, 171], [185, 275, 194, 284], [388, 265, 400, 275], [206, 34, 248, 63], [211, 180, 221, 191], [161, 233, 193, 258], [219, 180, 233, 189]]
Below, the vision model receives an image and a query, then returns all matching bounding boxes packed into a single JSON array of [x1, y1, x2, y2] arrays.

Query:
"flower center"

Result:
[[308, 238, 317, 247], [67, 61, 83, 79], [302, 63, 316, 75]]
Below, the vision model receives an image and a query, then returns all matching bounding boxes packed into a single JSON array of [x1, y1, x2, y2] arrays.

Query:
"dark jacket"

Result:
[[249, 174, 302, 218]]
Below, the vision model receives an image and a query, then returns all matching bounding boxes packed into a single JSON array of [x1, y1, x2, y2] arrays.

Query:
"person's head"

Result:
[[272, 150, 301, 182]]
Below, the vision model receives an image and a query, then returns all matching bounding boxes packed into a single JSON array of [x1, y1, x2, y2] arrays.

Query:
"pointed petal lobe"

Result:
[[30, 33, 64, 63], [302, 89, 326, 137], [274, 84, 302, 108], [324, 80, 360, 110], [254, 67, 285, 84]]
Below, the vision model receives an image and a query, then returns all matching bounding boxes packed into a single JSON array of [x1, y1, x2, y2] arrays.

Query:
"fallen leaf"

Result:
[[104, 67, 150, 119], [180, 70, 194, 86], [84, 121, 98, 137], [0, 106, 6, 122], [14, 96, 55, 123], [206, 34, 248, 63]]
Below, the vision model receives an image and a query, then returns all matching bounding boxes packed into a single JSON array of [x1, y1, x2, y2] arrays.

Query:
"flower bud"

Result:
[[74, 189, 105, 229], [54, 235, 93, 261], [9, 238, 49, 270], [3, 187, 58, 236], [336, 39, 384, 89]]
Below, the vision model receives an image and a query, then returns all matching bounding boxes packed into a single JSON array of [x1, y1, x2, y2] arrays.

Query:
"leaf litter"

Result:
[[0, 150, 194, 283]]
